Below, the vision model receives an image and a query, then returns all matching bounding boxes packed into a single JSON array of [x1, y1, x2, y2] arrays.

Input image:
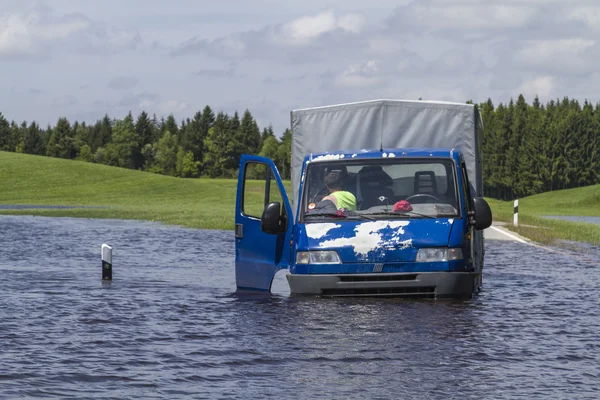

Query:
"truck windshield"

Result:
[[301, 158, 459, 220]]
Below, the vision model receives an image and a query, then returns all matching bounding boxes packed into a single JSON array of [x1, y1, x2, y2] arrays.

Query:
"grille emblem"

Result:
[[373, 263, 384, 272]]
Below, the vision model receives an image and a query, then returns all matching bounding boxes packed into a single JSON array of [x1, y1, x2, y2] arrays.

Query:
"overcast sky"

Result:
[[1, 0, 600, 134]]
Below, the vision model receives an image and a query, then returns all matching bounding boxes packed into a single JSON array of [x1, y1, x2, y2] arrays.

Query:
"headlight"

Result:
[[296, 251, 341, 264], [415, 248, 463, 262]]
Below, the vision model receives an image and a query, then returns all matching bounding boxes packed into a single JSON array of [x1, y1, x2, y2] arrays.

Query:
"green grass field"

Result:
[[0, 151, 255, 230], [486, 188, 600, 246], [1, 151, 599, 246]]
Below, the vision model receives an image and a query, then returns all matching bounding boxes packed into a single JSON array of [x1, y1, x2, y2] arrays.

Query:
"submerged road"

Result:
[[0, 215, 598, 398], [484, 222, 529, 242]]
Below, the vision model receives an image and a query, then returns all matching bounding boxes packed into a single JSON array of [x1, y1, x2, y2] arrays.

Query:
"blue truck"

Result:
[[234, 99, 492, 298]]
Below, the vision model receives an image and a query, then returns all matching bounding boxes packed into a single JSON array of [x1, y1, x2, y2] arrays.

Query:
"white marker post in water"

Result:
[[513, 199, 519, 227], [102, 244, 112, 281]]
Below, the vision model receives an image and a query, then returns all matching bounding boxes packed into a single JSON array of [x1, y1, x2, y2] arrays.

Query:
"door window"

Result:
[[242, 162, 285, 219], [460, 161, 473, 213]]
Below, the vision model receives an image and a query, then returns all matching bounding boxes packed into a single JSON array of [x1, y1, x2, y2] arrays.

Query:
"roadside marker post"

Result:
[[513, 199, 519, 227], [102, 244, 112, 281]]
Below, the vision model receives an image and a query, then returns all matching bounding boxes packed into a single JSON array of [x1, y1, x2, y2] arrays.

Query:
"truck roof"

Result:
[[293, 98, 473, 113], [305, 148, 461, 162]]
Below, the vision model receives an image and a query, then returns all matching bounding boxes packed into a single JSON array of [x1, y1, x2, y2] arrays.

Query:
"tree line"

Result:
[[0, 95, 599, 200], [0, 106, 292, 180], [478, 95, 600, 200]]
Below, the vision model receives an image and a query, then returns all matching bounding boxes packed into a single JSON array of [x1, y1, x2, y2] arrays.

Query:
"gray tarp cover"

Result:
[[290, 99, 483, 205]]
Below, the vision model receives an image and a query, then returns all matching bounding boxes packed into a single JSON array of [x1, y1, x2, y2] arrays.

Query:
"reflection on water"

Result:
[[1, 215, 599, 399]]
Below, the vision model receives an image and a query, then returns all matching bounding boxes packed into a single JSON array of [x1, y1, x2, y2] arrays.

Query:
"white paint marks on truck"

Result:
[[311, 154, 344, 162], [305, 223, 342, 239], [318, 221, 411, 258]]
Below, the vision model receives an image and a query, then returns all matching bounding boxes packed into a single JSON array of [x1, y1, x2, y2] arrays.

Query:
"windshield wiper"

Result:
[[362, 211, 436, 219], [304, 213, 377, 221], [304, 213, 347, 219], [348, 214, 376, 220]]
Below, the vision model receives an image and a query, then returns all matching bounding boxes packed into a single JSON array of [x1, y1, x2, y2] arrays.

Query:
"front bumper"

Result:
[[286, 271, 479, 298]]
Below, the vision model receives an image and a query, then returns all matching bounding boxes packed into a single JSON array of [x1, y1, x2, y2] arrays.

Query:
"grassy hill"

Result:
[[1, 151, 599, 245], [0, 151, 259, 230]]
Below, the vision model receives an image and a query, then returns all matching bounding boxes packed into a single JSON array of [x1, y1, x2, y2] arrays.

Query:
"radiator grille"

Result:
[[339, 274, 418, 282], [321, 286, 436, 298]]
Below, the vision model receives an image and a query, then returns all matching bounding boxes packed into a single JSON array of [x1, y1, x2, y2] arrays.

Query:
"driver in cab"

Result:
[[307, 167, 356, 214]]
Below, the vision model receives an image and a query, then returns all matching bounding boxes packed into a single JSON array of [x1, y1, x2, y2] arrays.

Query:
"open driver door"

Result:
[[235, 155, 293, 291]]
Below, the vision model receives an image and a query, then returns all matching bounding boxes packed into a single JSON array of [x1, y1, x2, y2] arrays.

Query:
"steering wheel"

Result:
[[404, 193, 441, 204], [309, 186, 330, 204]]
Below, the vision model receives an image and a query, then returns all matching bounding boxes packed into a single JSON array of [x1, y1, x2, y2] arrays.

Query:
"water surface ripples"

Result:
[[1, 215, 599, 399]]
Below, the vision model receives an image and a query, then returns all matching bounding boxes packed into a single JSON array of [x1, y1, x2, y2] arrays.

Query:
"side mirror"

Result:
[[472, 197, 492, 230], [261, 202, 284, 234]]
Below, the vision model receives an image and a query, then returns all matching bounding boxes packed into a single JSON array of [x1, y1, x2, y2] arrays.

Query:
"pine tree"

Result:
[[486, 104, 509, 199], [155, 130, 179, 176], [578, 101, 595, 186], [105, 112, 138, 169], [590, 103, 600, 185], [509, 94, 527, 197], [229, 111, 240, 133], [564, 99, 578, 188], [8, 121, 21, 153], [276, 128, 292, 180], [521, 96, 546, 194], [234, 109, 261, 161], [90, 114, 113, 152], [223, 111, 243, 171], [46, 117, 75, 159], [260, 125, 275, 149], [0, 113, 9, 151], [135, 111, 155, 169], [23, 121, 44, 155], [259, 135, 279, 160], [203, 112, 232, 177], [13, 121, 27, 153], [73, 122, 90, 158], [180, 106, 214, 172], [479, 99, 495, 197], [164, 115, 179, 137]]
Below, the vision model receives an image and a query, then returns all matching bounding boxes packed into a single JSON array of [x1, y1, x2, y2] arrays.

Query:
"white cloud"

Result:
[[514, 39, 596, 73], [108, 76, 140, 91], [0, 6, 141, 59], [517, 39, 595, 61], [335, 60, 382, 87], [403, 87, 470, 104], [368, 36, 406, 56], [40, 16, 89, 40], [389, 4, 537, 31], [517, 76, 555, 100], [568, 7, 600, 28], [271, 10, 366, 45], [51, 94, 78, 108], [116, 93, 189, 115], [337, 14, 366, 33], [0, 11, 89, 56], [173, 10, 369, 63], [0, 14, 34, 55], [158, 100, 190, 115]]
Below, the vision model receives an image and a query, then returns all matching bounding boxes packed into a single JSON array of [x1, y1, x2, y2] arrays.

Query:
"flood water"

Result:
[[545, 215, 600, 225], [1, 215, 599, 399]]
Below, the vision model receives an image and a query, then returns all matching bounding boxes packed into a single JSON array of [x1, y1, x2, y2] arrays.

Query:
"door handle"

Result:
[[235, 224, 243, 238]]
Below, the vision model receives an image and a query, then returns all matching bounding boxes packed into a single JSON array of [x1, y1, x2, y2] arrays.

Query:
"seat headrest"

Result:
[[414, 171, 437, 193], [358, 166, 393, 187]]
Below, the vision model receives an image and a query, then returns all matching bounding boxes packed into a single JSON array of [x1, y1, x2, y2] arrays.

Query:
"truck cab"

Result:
[[234, 147, 492, 298]]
